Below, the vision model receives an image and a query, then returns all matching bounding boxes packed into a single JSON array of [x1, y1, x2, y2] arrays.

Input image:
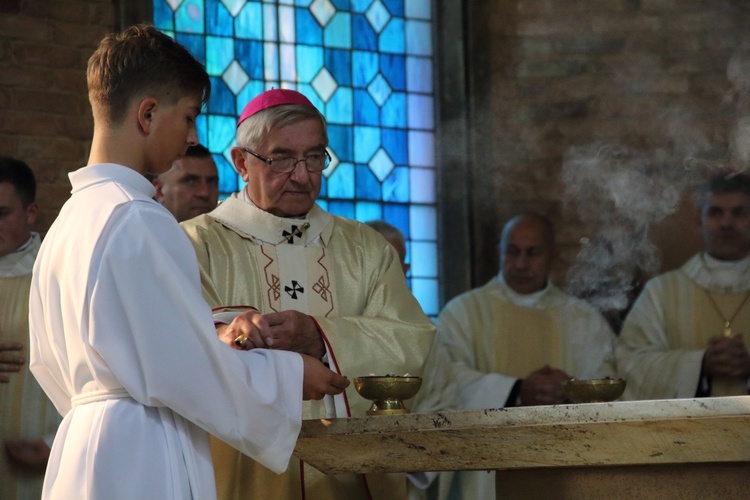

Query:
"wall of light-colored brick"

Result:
[[0, 0, 115, 233]]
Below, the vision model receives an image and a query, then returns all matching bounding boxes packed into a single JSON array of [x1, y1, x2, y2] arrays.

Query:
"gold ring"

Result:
[[234, 335, 248, 348]]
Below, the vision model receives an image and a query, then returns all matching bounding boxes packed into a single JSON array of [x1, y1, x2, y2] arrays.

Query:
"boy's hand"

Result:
[[301, 354, 349, 400]]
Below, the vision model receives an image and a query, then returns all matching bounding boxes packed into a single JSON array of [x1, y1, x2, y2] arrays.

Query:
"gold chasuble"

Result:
[[181, 195, 435, 500], [0, 234, 60, 500], [617, 253, 750, 401]]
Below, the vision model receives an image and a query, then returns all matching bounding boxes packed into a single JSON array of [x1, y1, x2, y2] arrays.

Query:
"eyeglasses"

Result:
[[242, 148, 331, 173]]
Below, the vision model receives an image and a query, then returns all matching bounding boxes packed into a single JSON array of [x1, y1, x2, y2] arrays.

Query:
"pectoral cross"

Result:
[[723, 322, 733, 338]]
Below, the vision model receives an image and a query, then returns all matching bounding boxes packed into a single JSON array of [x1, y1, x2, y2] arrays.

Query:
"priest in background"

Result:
[[410, 213, 617, 500], [616, 170, 750, 400], [0, 156, 60, 499], [181, 88, 435, 500]]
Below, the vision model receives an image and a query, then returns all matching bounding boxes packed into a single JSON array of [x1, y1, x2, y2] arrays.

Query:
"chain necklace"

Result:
[[704, 289, 750, 337]]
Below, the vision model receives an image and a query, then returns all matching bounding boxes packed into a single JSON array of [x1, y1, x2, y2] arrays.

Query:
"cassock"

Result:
[[181, 192, 436, 500], [29, 164, 304, 500], [412, 275, 616, 500], [0, 233, 60, 500], [616, 252, 750, 400]]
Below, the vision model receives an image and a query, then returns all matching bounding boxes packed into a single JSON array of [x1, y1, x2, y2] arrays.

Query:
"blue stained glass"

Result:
[[280, 44, 297, 81], [263, 4, 278, 41], [379, 18, 405, 54], [319, 177, 327, 198], [325, 49, 352, 86], [382, 166, 409, 202], [154, 0, 174, 31], [383, 203, 409, 236], [411, 242, 437, 277], [331, 0, 350, 9], [355, 164, 381, 200], [407, 93, 434, 129], [327, 162, 355, 199], [206, 0, 232, 36], [218, 0, 246, 16], [381, 128, 407, 163], [405, 0, 431, 20], [356, 201, 382, 221], [296, 83, 325, 111], [327, 124, 353, 162], [279, 7, 296, 43], [382, 0, 404, 17], [354, 126, 380, 163], [410, 167, 435, 203], [264, 42, 279, 81], [368, 148, 394, 182], [296, 45, 324, 82], [235, 3, 263, 40], [352, 51, 379, 88], [409, 204, 436, 240], [353, 90, 379, 126], [296, 8, 323, 45], [412, 278, 439, 316], [206, 115, 237, 152], [196, 114, 208, 144], [408, 130, 434, 167], [406, 56, 432, 93], [215, 154, 239, 193], [324, 13, 352, 49], [326, 87, 353, 124], [328, 200, 355, 219], [317, 198, 328, 210], [236, 80, 266, 114], [296, 0, 314, 6], [352, 15, 377, 50], [176, 34, 206, 64], [206, 36, 234, 76], [379, 54, 405, 91], [406, 20, 432, 56], [176, 0, 205, 34], [236, 41, 265, 80], [381, 92, 406, 128], [207, 76, 236, 115], [351, 0, 371, 13]]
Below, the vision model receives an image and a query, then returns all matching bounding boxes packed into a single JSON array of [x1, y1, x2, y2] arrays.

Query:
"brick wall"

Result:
[[0, 0, 115, 233], [460, 0, 750, 308]]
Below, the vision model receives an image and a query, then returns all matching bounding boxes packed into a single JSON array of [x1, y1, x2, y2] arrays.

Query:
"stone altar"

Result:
[[294, 396, 750, 499]]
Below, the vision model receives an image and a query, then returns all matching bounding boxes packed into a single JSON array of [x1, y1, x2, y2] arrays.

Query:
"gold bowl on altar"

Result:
[[354, 376, 423, 415], [562, 378, 626, 403]]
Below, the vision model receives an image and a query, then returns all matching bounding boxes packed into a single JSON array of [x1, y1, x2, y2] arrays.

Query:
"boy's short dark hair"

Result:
[[0, 156, 37, 207], [87, 24, 210, 126], [697, 169, 750, 210]]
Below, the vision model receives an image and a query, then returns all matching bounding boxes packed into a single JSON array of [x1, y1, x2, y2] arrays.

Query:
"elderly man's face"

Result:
[[235, 118, 325, 218], [501, 218, 554, 295], [701, 190, 750, 261], [0, 182, 37, 258]]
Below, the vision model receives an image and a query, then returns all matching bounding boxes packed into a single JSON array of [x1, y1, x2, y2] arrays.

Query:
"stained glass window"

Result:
[[153, 0, 438, 317]]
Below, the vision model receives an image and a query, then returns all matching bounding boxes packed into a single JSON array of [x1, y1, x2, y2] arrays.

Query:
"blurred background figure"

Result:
[[0, 156, 60, 499], [365, 219, 410, 276], [153, 144, 219, 222]]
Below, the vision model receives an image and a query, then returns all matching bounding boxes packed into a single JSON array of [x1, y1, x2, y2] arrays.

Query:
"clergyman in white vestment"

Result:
[[410, 214, 617, 500], [616, 170, 750, 400]]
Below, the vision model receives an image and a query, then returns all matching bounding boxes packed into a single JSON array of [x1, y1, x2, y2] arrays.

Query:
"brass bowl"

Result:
[[354, 376, 423, 415], [562, 378, 626, 403]]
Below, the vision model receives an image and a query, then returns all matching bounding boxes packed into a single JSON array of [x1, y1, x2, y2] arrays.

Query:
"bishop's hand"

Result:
[[218, 309, 271, 351], [261, 310, 326, 359]]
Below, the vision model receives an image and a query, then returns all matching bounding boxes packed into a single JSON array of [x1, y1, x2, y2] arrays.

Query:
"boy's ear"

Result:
[[137, 98, 158, 134]]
